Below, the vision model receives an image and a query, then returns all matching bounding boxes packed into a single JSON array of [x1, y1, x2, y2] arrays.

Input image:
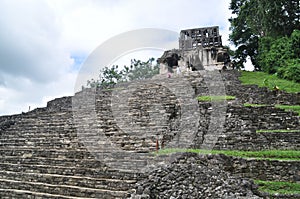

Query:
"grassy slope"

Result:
[[255, 180, 300, 195], [240, 71, 300, 115], [239, 71, 300, 93], [156, 149, 300, 161], [196, 71, 300, 195]]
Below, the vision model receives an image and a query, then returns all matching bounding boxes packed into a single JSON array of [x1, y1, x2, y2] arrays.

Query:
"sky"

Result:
[[0, 0, 233, 116]]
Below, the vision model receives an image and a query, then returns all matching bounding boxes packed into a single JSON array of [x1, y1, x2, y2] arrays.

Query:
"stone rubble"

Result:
[[129, 153, 262, 199]]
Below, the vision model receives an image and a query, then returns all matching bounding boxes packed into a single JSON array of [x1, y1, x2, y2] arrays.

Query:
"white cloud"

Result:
[[0, 0, 232, 116], [0, 71, 77, 115], [0, 0, 72, 83]]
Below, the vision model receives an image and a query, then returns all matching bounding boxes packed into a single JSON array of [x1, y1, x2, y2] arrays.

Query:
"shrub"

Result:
[[277, 60, 300, 82], [291, 29, 300, 58], [258, 36, 291, 74]]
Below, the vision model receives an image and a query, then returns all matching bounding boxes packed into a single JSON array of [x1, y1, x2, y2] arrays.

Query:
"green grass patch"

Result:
[[239, 71, 300, 93], [256, 129, 300, 133], [243, 103, 300, 115], [275, 105, 300, 116], [197, 95, 236, 102], [243, 103, 268, 107], [255, 180, 300, 195], [155, 149, 300, 161]]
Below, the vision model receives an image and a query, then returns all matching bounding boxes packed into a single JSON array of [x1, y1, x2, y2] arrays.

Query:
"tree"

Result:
[[86, 58, 159, 89], [87, 65, 124, 89], [124, 58, 159, 81], [229, 0, 300, 70], [229, 0, 260, 70], [258, 29, 300, 81], [275, 30, 300, 82], [258, 36, 290, 74]]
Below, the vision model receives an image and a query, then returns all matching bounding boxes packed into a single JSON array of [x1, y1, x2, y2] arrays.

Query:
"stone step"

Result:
[[0, 140, 82, 148], [0, 178, 129, 198], [0, 161, 140, 180], [6, 126, 75, 131], [0, 132, 162, 152], [2, 129, 162, 138], [0, 148, 154, 163], [3, 125, 75, 130], [0, 142, 156, 153], [8, 121, 74, 128], [0, 132, 77, 139], [200, 154, 300, 182], [1, 152, 147, 169], [258, 131, 300, 149], [14, 119, 73, 124], [0, 154, 147, 178], [2, 129, 299, 151], [0, 188, 99, 199], [213, 130, 300, 150], [0, 149, 95, 159], [0, 170, 136, 191]]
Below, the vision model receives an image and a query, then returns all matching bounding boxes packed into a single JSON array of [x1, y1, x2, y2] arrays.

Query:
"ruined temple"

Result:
[[179, 26, 222, 49], [158, 26, 230, 73]]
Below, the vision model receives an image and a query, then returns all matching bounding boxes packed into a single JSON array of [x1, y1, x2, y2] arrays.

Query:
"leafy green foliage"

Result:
[[258, 30, 300, 82], [124, 58, 159, 81], [277, 62, 300, 83], [258, 36, 290, 74], [86, 58, 159, 89], [87, 65, 125, 89], [239, 71, 300, 93], [229, 0, 300, 70], [291, 29, 300, 58], [229, 0, 263, 70]]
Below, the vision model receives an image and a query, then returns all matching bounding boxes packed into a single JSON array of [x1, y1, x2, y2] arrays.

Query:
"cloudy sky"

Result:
[[0, 0, 232, 116]]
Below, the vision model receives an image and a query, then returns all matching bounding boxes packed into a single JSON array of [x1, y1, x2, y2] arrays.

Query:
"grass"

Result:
[[256, 129, 300, 133], [239, 71, 300, 93], [197, 95, 236, 102], [275, 105, 300, 116], [243, 104, 300, 116], [156, 149, 300, 161], [243, 103, 268, 107], [255, 180, 300, 195]]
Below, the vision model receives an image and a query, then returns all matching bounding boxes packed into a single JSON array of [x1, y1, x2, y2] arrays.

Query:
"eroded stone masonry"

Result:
[[0, 27, 299, 199], [158, 26, 230, 73], [0, 70, 299, 198]]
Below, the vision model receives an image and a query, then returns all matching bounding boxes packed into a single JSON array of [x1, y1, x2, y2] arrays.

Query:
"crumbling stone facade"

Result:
[[159, 26, 231, 74], [179, 26, 222, 49]]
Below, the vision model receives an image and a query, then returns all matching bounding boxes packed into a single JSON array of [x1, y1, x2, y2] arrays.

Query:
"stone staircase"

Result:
[[209, 105, 300, 150], [182, 70, 300, 151], [0, 70, 299, 198], [0, 109, 141, 198], [71, 75, 202, 173]]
